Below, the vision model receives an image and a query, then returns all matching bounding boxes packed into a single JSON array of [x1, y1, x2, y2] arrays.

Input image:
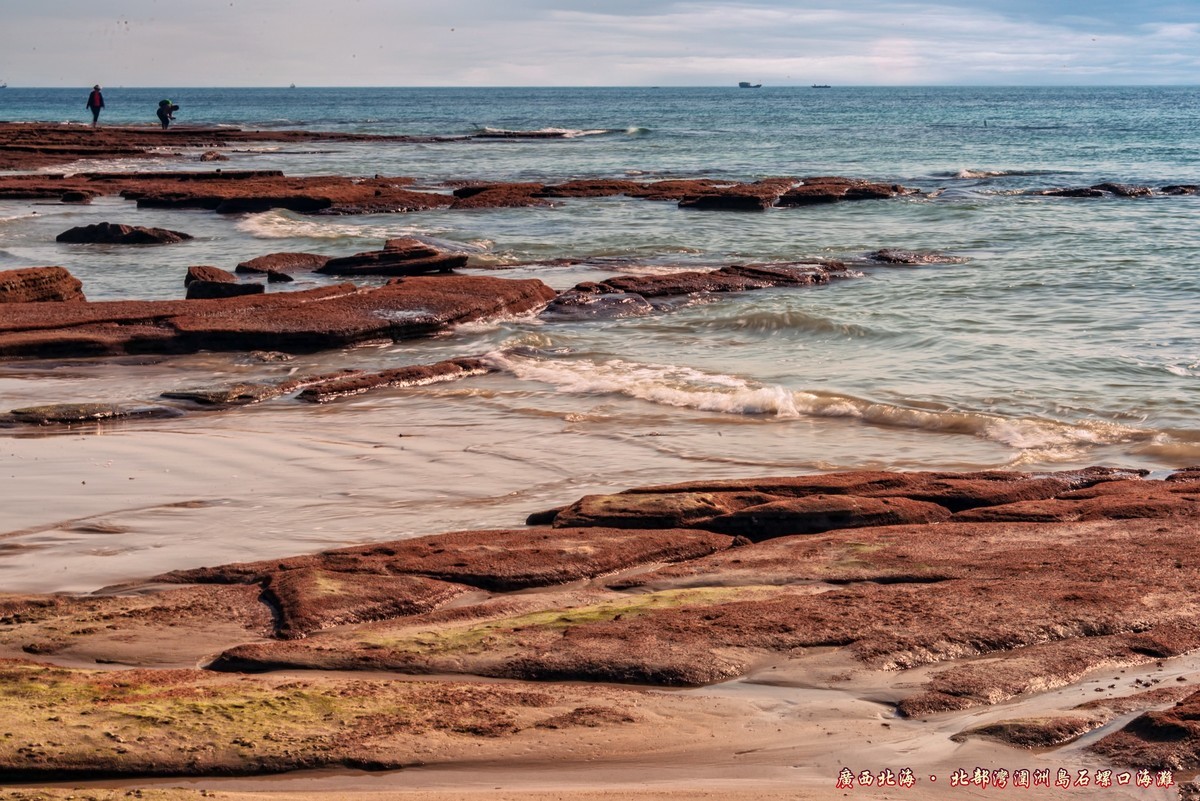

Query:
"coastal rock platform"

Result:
[[0, 276, 556, 360], [5, 468, 1200, 786]]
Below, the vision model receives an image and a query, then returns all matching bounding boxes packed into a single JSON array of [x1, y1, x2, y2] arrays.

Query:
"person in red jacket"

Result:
[[86, 85, 104, 127]]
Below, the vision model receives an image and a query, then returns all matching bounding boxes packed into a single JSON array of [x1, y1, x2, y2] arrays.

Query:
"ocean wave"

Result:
[[488, 353, 1158, 457], [235, 210, 446, 241], [474, 126, 613, 139], [942, 168, 1063, 180]]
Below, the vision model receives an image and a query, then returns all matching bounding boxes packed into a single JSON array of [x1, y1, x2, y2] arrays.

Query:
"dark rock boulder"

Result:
[[235, 252, 332, 275], [56, 222, 193, 245], [186, 281, 265, 300], [198, 150, 230, 162], [0, 267, 85, 303], [1092, 182, 1153, 197], [317, 243, 468, 277], [184, 265, 237, 287]]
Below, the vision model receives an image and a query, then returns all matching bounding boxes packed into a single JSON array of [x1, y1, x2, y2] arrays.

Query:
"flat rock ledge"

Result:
[[0, 276, 556, 360], [9, 467, 1200, 778]]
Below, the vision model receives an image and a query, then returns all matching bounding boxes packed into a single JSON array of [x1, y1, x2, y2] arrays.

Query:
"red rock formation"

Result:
[[185, 281, 265, 300], [161, 527, 735, 593], [235, 252, 331, 274], [0, 267, 85, 303], [298, 357, 495, 402], [0, 276, 555, 360], [184, 265, 236, 286]]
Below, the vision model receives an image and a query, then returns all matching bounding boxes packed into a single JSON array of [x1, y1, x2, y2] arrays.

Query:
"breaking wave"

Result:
[[487, 352, 1160, 457], [474, 126, 615, 139], [235, 210, 445, 241]]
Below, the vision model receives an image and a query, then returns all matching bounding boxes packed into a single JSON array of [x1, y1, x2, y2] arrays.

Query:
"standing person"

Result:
[[86, 85, 104, 127], [156, 99, 178, 129]]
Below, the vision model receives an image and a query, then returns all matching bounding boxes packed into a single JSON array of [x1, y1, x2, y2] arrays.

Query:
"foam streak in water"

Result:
[[491, 352, 1157, 459]]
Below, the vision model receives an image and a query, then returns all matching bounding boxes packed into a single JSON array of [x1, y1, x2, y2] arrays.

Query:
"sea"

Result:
[[1, 86, 1199, 590]]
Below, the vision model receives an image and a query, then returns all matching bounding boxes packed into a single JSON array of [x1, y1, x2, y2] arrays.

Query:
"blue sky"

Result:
[[2, 0, 1198, 87]]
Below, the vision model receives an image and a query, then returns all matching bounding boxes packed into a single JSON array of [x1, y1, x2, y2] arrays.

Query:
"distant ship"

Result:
[[289, 83, 296, 89], [0, 82, 7, 89], [811, 84, 831, 89], [738, 82, 762, 89]]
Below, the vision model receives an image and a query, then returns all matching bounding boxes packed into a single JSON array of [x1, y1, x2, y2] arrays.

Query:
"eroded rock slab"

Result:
[[297, 357, 494, 402], [0, 659, 650, 779], [0, 276, 555, 360], [235, 252, 332, 274], [161, 527, 736, 592], [1090, 690, 1200, 770], [0, 267, 85, 303]]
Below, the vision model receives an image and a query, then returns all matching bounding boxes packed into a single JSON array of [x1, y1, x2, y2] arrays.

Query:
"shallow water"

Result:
[[2, 86, 1199, 591]]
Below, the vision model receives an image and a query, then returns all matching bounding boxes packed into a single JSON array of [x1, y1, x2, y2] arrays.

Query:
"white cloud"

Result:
[[2, 1, 1198, 86]]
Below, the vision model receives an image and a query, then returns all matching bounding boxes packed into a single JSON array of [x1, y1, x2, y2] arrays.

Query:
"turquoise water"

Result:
[[2, 86, 1200, 475]]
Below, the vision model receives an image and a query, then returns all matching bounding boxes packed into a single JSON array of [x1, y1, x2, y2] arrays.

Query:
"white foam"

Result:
[[956, 168, 1008, 179], [490, 353, 1153, 455], [235, 210, 442, 241], [477, 126, 611, 139]]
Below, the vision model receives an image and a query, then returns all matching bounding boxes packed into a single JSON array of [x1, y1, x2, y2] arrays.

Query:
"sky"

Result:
[[1, 0, 1198, 87]]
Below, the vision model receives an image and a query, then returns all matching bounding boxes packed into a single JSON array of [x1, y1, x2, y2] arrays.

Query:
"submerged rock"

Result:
[[541, 291, 656, 320], [867, 249, 969, 265]]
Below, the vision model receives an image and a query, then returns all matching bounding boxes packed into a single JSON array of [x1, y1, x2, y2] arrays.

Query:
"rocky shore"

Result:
[[4, 123, 1200, 800]]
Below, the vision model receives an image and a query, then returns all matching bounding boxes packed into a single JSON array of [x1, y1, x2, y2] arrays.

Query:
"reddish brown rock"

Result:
[[776, 177, 915, 206], [160, 527, 736, 593], [1090, 690, 1200, 769], [551, 491, 781, 530], [235, 252, 331, 274], [297, 357, 495, 402], [677, 178, 797, 211], [198, 150, 229, 162], [702, 494, 952, 540], [264, 569, 471, 639], [0, 267, 85, 303], [317, 245, 467, 276], [184, 265, 236, 286], [55, 222, 192, 245], [0, 276, 555, 360], [450, 183, 549, 209]]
